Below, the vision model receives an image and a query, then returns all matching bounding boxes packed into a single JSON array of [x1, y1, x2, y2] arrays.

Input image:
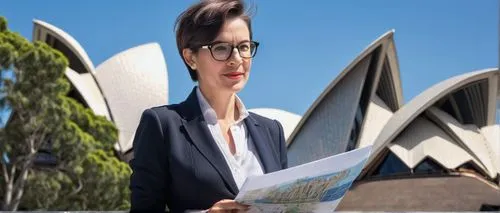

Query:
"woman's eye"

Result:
[[213, 45, 229, 52], [239, 44, 250, 51]]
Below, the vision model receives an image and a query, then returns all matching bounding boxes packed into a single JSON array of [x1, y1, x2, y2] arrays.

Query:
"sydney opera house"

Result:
[[284, 32, 500, 211], [31, 19, 168, 161], [26, 19, 499, 211]]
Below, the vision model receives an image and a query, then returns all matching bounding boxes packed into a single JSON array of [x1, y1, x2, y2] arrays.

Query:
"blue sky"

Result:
[[1, 0, 497, 116]]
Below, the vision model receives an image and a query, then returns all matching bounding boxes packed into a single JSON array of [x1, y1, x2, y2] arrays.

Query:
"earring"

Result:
[[190, 64, 197, 70]]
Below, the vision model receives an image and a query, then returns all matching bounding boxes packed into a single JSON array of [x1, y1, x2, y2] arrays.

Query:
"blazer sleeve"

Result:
[[129, 108, 169, 212], [274, 120, 288, 169]]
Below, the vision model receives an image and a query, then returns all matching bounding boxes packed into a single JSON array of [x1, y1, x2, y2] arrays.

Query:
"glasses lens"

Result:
[[238, 42, 256, 58], [211, 43, 232, 60]]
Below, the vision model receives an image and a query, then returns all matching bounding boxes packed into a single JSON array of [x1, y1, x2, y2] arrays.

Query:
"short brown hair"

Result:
[[175, 0, 253, 81]]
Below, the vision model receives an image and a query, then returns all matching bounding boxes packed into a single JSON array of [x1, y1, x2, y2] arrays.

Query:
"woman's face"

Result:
[[189, 18, 252, 94]]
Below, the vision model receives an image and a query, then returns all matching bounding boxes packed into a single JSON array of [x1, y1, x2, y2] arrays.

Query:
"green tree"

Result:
[[0, 16, 131, 210]]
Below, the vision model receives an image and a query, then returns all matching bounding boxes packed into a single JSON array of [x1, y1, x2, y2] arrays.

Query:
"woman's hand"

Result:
[[207, 199, 250, 212]]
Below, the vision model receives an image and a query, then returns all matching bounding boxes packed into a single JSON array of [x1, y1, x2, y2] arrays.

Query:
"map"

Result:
[[235, 146, 371, 213]]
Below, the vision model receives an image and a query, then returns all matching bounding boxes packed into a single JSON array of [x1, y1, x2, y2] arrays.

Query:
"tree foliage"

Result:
[[0, 16, 130, 210]]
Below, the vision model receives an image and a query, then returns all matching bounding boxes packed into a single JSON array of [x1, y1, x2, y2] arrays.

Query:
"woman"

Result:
[[129, 0, 288, 212]]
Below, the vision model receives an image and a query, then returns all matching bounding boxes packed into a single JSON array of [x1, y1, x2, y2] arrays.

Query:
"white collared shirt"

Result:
[[196, 87, 264, 190]]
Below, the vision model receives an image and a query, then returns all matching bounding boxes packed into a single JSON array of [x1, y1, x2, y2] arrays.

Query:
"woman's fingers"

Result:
[[209, 199, 250, 212]]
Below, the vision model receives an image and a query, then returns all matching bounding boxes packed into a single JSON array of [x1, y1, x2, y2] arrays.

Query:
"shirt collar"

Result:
[[196, 87, 249, 125]]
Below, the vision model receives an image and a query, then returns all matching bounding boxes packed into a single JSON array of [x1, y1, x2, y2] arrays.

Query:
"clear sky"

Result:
[[1, 0, 498, 116]]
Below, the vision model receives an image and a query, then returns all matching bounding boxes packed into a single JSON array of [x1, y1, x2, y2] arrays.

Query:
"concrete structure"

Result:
[[362, 68, 500, 180], [287, 30, 404, 167], [338, 68, 500, 211], [283, 30, 500, 211], [32, 20, 168, 155], [337, 175, 500, 211]]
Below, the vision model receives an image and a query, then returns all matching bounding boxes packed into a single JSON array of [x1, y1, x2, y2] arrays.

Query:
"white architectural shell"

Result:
[[33, 19, 169, 154], [286, 30, 404, 166], [33, 20, 96, 74], [95, 43, 168, 153], [287, 30, 403, 146], [64, 68, 111, 119], [366, 68, 500, 179], [357, 94, 394, 149], [33, 19, 110, 119], [426, 107, 497, 176], [248, 108, 301, 141], [481, 124, 500, 174], [388, 114, 486, 172]]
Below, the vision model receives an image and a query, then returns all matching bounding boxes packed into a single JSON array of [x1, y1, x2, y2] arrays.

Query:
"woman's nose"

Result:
[[227, 47, 243, 66]]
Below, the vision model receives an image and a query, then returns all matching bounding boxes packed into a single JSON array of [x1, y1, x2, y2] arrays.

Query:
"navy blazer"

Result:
[[129, 87, 288, 212]]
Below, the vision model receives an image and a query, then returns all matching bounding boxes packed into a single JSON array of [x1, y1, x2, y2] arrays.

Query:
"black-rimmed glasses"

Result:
[[200, 41, 259, 61]]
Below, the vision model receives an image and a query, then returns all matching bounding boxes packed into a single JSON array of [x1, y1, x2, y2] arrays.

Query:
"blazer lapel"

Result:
[[180, 88, 239, 195], [244, 115, 281, 173]]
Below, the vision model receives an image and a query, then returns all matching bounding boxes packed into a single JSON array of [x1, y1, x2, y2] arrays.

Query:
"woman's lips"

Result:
[[223, 72, 244, 79]]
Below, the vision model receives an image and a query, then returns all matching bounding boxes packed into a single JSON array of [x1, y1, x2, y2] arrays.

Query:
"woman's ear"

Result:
[[182, 48, 197, 70]]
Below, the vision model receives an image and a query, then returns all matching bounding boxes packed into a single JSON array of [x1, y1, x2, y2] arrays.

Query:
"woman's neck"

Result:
[[198, 84, 239, 124]]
